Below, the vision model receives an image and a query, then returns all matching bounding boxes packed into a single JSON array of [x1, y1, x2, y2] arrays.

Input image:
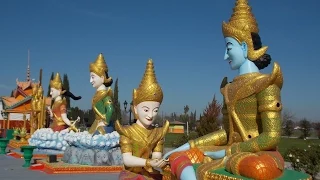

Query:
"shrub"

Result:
[[284, 143, 320, 179], [172, 133, 199, 148]]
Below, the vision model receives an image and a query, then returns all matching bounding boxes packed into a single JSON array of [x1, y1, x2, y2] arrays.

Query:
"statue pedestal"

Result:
[[0, 138, 9, 154], [162, 164, 312, 180], [21, 145, 36, 167], [62, 146, 123, 166]]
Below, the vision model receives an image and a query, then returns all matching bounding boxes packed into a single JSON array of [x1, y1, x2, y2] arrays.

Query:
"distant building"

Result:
[[168, 120, 185, 134], [0, 56, 51, 131]]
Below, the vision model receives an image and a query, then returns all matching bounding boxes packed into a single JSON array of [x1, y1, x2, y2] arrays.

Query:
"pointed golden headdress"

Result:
[[89, 53, 112, 83], [133, 59, 163, 106], [50, 73, 62, 90], [222, 0, 268, 61]]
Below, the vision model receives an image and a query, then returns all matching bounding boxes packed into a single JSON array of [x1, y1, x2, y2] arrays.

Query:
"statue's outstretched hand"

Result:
[[163, 151, 174, 160], [150, 159, 167, 168], [204, 149, 226, 159]]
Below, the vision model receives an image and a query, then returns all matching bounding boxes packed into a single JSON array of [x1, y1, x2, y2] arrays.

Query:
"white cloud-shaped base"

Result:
[[28, 128, 120, 151]]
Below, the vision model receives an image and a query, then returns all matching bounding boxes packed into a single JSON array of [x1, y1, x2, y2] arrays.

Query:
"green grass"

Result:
[[164, 133, 184, 147], [164, 133, 320, 156], [278, 138, 320, 155]]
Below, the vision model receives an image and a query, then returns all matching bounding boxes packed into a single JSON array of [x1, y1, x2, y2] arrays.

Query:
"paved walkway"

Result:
[[0, 155, 120, 180]]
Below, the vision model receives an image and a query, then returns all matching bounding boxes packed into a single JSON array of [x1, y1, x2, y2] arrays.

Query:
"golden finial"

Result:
[[89, 53, 112, 83], [133, 58, 163, 106], [50, 73, 62, 90], [222, 0, 268, 61]]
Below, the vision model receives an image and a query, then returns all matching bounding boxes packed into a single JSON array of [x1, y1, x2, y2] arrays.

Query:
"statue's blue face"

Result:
[[224, 37, 247, 70]]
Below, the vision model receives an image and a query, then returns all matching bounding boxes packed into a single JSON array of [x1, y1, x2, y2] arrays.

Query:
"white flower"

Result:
[[50, 141, 56, 147], [56, 142, 62, 149], [296, 159, 300, 162], [304, 149, 306, 151], [288, 154, 293, 157], [86, 140, 91, 145], [99, 141, 105, 147], [308, 145, 311, 148], [111, 141, 116, 147], [106, 141, 111, 147]]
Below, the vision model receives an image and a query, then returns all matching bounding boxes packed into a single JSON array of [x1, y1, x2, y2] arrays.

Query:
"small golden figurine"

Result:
[[115, 59, 169, 180]]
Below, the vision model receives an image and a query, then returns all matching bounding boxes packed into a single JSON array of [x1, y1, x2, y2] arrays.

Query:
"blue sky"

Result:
[[0, 0, 319, 121]]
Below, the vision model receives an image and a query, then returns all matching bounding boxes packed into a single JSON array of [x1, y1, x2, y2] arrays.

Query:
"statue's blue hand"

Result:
[[163, 151, 174, 160], [163, 143, 191, 160], [204, 150, 226, 159]]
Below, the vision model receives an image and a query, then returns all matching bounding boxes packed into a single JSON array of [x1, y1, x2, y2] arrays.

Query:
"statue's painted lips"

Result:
[[146, 117, 153, 121]]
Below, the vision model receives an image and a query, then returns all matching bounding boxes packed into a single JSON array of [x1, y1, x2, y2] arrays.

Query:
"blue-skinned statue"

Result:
[[162, 0, 311, 180]]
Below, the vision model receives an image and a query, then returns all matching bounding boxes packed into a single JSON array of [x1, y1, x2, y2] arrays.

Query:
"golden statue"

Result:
[[162, 0, 311, 180], [88, 53, 114, 135], [115, 59, 169, 180], [48, 73, 81, 132], [30, 84, 45, 133]]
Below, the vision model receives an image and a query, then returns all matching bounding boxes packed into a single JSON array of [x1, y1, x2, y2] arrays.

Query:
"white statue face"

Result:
[[90, 72, 104, 88], [134, 101, 160, 127], [50, 88, 60, 99]]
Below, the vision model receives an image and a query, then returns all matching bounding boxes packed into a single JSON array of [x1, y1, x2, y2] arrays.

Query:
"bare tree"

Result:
[[314, 122, 320, 139], [284, 120, 294, 137], [281, 109, 295, 126], [299, 118, 312, 139]]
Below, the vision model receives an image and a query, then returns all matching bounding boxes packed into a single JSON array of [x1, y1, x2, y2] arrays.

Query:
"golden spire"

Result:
[[27, 49, 30, 81], [133, 58, 163, 106], [222, 0, 268, 61], [50, 73, 62, 90], [89, 53, 112, 83]]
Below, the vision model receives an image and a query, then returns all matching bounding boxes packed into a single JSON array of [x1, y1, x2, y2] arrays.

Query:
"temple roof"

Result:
[[16, 79, 40, 90], [1, 97, 18, 107], [1, 96, 51, 110]]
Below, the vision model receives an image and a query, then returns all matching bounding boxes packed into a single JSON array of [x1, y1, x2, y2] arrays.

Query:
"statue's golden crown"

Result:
[[50, 73, 62, 90], [89, 53, 112, 83], [133, 59, 163, 106], [222, 0, 268, 61]]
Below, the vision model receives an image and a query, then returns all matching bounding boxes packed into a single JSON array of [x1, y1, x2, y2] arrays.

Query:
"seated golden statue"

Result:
[[115, 59, 169, 180], [162, 0, 311, 180], [48, 73, 81, 132]]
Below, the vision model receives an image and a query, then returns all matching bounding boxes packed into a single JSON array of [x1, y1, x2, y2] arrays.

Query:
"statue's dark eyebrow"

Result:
[[226, 42, 233, 47]]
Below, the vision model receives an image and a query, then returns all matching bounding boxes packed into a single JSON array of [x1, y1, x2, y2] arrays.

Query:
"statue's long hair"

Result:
[[251, 32, 272, 70]]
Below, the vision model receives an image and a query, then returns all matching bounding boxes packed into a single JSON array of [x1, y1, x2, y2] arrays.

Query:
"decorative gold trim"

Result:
[[37, 160, 123, 174], [133, 59, 163, 106], [89, 53, 112, 84], [50, 73, 62, 90]]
